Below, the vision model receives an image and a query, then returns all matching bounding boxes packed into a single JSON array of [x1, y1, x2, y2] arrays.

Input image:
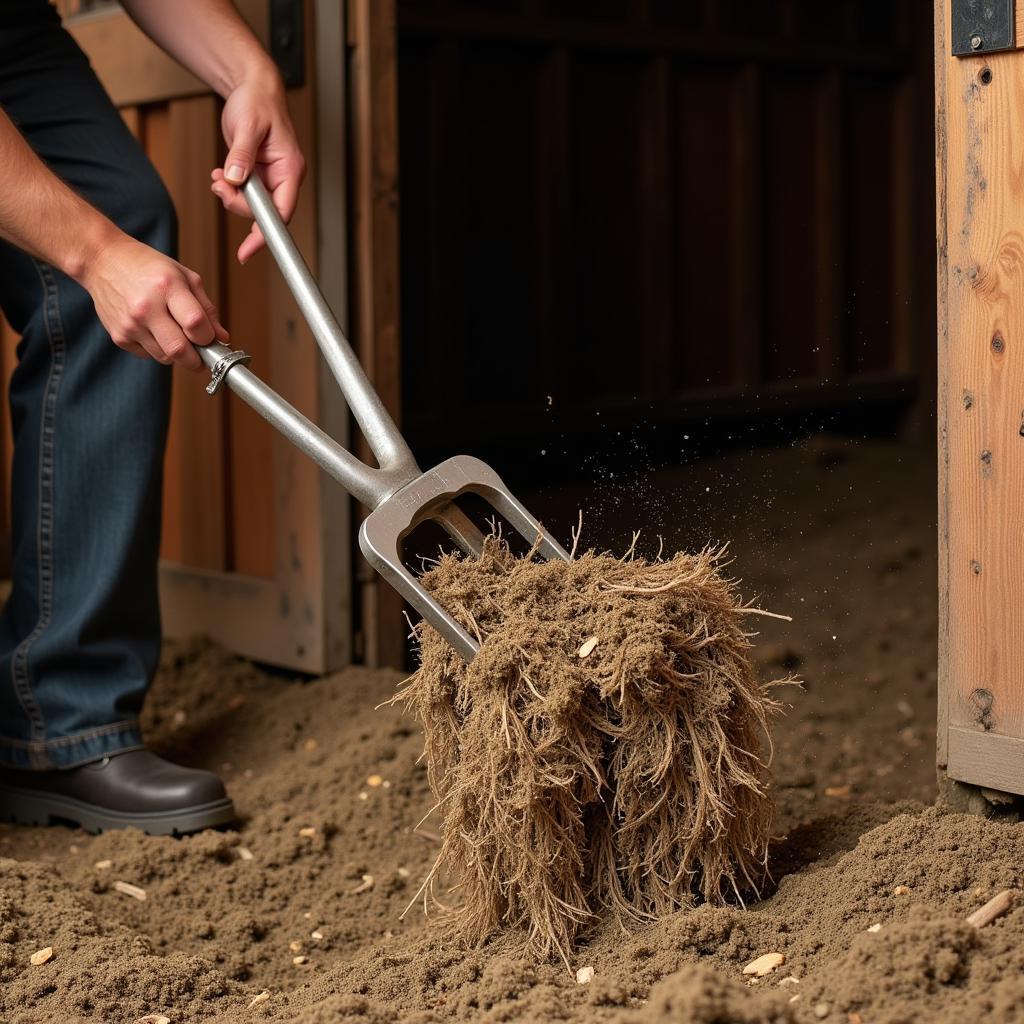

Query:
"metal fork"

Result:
[[195, 177, 568, 661]]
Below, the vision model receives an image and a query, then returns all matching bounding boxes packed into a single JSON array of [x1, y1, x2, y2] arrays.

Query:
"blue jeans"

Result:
[[0, 7, 174, 768]]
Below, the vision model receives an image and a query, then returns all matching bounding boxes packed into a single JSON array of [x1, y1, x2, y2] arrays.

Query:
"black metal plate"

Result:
[[952, 0, 1015, 56], [270, 0, 305, 88]]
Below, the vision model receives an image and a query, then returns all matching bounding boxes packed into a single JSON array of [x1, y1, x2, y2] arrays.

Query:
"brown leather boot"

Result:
[[0, 750, 235, 835]]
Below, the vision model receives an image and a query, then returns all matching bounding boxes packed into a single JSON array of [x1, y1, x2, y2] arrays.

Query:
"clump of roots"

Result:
[[395, 534, 787, 966]]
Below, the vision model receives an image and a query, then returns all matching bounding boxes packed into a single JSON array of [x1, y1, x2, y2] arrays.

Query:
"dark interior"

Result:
[[395, 0, 936, 476]]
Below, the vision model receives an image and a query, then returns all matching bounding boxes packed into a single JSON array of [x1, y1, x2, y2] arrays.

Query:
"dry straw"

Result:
[[394, 533, 788, 967]]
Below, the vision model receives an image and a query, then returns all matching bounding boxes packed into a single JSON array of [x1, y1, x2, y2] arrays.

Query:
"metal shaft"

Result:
[[197, 342, 410, 509], [243, 178, 415, 477]]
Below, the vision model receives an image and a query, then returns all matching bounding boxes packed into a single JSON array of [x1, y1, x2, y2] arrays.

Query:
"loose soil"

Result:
[[3, 437, 1017, 1024]]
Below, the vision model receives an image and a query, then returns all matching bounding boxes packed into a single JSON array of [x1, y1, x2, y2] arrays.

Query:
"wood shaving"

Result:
[[967, 888, 1016, 928], [113, 881, 147, 901], [743, 952, 785, 977]]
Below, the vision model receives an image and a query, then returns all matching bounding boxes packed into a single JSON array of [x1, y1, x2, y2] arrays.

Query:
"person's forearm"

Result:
[[119, 0, 277, 98], [0, 107, 120, 281]]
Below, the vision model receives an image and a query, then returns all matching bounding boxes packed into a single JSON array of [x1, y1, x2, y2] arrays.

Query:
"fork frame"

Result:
[[195, 177, 567, 660]]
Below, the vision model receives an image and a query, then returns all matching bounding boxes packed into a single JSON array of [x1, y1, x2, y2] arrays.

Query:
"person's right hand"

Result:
[[79, 233, 228, 370]]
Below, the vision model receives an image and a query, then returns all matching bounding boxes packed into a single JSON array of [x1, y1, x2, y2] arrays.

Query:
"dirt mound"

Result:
[[636, 964, 795, 1023], [0, 441, 982, 1024], [0, 855, 243, 1023], [400, 538, 785, 962]]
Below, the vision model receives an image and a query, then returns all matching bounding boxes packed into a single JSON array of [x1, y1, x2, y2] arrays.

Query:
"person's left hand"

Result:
[[211, 67, 306, 264]]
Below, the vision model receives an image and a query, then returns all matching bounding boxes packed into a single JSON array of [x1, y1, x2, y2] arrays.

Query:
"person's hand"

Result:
[[211, 67, 306, 264], [80, 232, 228, 370]]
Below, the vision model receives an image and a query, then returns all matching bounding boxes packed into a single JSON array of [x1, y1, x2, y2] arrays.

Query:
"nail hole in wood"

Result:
[[970, 688, 995, 731], [980, 67, 993, 85]]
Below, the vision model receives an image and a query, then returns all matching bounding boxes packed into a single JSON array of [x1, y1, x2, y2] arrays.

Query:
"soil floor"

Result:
[[3, 437, 1020, 1024]]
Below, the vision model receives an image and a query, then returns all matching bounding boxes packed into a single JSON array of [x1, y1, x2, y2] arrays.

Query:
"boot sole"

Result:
[[0, 783, 236, 836]]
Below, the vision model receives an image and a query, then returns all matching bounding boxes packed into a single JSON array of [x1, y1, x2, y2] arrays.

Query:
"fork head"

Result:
[[358, 455, 569, 662]]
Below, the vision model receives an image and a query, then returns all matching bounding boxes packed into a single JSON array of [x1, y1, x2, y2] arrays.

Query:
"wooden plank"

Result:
[[120, 105, 141, 138], [350, 0, 406, 668], [761, 70, 821, 382], [142, 106, 186, 565], [258, 0, 345, 671], [224, 220, 276, 578], [63, 0, 268, 106], [936, 0, 1024, 791], [639, 56, 672, 398], [815, 70, 843, 383], [151, 97, 228, 570], [731, 62, 762, 389], [537, 46, 570, 406], [891, 75, 915, 376], [672, 65, 741, 391], [396, 6, 913, 71], [155, 0, 351, 671], [935, 0, 951, 769], [313, 0, 354, 669], [159, 565, 323, 673], [948, 727, 1024, 794]]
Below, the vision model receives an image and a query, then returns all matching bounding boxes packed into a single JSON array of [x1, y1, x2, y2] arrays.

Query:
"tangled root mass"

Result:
[[396, 537, 785, 965]]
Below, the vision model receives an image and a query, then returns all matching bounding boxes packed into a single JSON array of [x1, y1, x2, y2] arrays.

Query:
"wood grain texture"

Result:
[[396, 1, 934, 453], [948, 727, 1024, 794], [37, 0, 356, 671], [61, 0, 267, 106], [936, 0, 1024, 790], [224, 224, 275, 579], [350, 0, 406, 668], [935, 0, 951, 768], [144, 100, 227, 571]]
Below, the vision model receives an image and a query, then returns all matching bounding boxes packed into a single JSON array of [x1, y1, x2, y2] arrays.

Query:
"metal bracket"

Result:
[[206, 350, 252, 395], [952, 0, 1015, 56], [270, 0, 305, 88]]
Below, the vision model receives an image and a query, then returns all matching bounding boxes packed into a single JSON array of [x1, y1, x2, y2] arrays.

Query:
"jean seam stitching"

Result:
[[10, 260, 66, 756], [0, 720, 142, 750]]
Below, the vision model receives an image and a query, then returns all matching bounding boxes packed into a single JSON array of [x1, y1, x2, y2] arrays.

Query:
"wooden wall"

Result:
[[396, 0, 935, 454], [0, 0, 359, 672], [936, 0, 1024, 796]]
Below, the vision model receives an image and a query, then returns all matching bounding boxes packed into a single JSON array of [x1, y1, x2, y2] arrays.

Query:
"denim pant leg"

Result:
[[0, 16, 175, 768]]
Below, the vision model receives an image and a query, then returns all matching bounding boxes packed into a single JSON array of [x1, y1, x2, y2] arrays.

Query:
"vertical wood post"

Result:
[[349, 0, 406, 668], [936, 0, 1024, 795]]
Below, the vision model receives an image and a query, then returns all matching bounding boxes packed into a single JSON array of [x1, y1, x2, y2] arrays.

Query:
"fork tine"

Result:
[[358, 455, 569, 661]]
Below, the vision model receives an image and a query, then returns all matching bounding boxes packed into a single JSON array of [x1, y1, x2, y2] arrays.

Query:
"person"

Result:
[[0, 0, 305, 834]]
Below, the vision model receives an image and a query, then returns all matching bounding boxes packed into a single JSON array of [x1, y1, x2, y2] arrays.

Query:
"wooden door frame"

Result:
[[62, 0, 358, 673], [935, 0, 1024, 797], [348, 0, 407, 668]]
